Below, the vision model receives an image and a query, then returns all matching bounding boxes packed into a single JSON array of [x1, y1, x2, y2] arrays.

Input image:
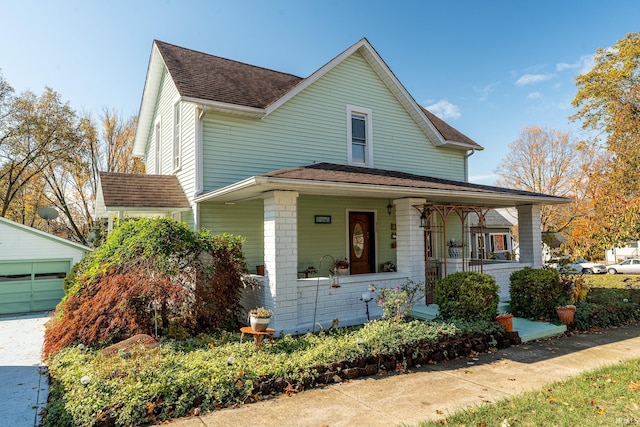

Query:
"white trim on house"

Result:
[[133, 38, 483, 158], [172, 101, 182, 172], [154, 118, 162, 174], [346, 105, 374, 167], [193, 175, 569, 207]]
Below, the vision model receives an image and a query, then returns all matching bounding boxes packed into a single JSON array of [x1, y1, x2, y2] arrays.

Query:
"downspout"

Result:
[[193, 105, 207, 230], [464, 149, 476, 182]]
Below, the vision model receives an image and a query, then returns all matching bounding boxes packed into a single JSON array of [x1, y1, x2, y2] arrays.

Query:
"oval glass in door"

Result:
[[353, 222, 365, 258]]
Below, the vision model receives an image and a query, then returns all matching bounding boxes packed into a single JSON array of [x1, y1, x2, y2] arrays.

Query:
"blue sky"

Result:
[[1, 1, 639, 185]]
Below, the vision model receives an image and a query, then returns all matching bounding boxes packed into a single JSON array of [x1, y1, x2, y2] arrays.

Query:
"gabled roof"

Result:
[[95, 172, 190, 218], [134, 38, 482, 157], [0, 216, 91, 252], [469, 209, 515, 228], [194, 162, 570, 208]]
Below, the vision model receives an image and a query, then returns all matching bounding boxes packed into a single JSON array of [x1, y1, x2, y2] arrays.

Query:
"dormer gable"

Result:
[[133, 38, 483, 157]]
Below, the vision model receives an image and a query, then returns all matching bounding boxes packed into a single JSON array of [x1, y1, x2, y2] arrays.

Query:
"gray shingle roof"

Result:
[[262, 163, 563, 200], [154, 40, 481, 148], [155, 40, 302, 109], [99, 172, 190, 209]]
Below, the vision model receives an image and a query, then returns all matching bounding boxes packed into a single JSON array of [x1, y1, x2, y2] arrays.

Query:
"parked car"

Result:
[[606, 259, 640, 274], [545, 257, 606, 274], [566, 259, 607, 274]]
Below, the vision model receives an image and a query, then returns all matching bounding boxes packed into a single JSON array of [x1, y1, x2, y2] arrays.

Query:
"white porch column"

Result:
[[263, 190, 299, 332], [394, 198, 426, 283], [517, 204, 543, 267]]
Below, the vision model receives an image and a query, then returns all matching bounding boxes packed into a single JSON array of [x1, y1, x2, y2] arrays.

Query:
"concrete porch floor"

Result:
[[408, 303, 567, 342]]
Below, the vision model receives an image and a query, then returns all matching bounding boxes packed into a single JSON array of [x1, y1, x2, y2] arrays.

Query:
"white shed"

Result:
[[0, 217, 91, 314]]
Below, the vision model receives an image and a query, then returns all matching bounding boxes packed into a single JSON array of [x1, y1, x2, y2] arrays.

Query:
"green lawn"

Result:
[[584, 273, 640, 289], [417, 357, 640, 427], [416, 273, 640, 427]]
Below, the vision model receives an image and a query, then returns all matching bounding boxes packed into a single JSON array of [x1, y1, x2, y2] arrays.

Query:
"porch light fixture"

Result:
[[387, 200, 393, 216], [419, 209, 428, 228]]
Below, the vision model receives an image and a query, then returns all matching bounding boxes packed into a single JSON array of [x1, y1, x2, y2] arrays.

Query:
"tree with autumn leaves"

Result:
[[571, 32, 640, 252], [0, 73, 143, 244], [497, 32, 640, 258]]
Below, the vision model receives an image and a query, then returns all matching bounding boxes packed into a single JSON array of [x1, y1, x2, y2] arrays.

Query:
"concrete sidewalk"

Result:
[[0, 312, 51, 427], [169, 323, 640, 426]]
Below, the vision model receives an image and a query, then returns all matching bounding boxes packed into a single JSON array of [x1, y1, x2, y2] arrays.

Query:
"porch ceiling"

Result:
[[194, 163, 570, 208]]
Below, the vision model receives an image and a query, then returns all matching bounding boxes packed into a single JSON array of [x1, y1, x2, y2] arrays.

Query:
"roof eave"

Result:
[[182, 96, 265, 118], [194, 175, 570, 207], [263, 39, 471, 150], [133, 41, 166, 158]]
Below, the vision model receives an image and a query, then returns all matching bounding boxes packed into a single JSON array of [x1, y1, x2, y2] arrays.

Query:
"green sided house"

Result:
[[95, 38, 568, 334], [0, 217, 91, 314]]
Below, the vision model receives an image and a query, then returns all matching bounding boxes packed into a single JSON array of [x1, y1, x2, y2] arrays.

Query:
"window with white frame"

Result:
[[154, 121, 161, 173], [347, 105, 373, 166], [489, 233, 509, 253], [173, 102, 181, 171]]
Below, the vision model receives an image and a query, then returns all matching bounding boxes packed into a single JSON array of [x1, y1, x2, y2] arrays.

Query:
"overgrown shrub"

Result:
[[44, 217, 249, 358], [573, 287, 640, 330], [44, 318, 504, 426], [435, 272, 499, 322], [509, 267, 563, 320]]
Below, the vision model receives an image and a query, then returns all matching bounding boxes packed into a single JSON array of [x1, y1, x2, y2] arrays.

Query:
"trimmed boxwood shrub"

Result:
[[509, 267, 563, 320], [435, 272, 499, 322]]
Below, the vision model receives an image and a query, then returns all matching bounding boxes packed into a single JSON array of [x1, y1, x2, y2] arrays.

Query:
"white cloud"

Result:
[[556, 54, 595, 74], [425, 99, 461, 119], [474, 82, 499, 101], [526, 92, 542, 100], [516, 73, 555, 86]]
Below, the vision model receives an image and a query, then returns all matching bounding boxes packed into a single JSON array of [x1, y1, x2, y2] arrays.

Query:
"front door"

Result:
[[349, 212, 375, 274]]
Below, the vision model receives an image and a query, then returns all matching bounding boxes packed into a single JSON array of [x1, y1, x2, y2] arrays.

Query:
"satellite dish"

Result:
[[37, 207, 59, 221]]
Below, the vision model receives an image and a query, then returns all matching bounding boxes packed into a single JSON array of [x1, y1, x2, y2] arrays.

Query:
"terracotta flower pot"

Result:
[[556, 306, 576, 324], [495, 314, 514, 332]]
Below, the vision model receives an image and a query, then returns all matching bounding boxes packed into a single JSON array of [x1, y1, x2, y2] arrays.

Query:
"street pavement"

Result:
[[168, 322, 640, 427], [3, 312, 640, 427]]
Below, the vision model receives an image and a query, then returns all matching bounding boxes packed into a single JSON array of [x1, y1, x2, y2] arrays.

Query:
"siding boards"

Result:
[[298, 195, 397, 274], [199, 201, 264, 270], [202, 52, 466, 192], [198, 196, 397, 275]]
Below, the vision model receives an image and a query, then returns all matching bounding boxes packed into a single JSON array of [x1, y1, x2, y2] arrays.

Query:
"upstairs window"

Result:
[[173, 102, 181, 171], [154, 121, 161, 173], [347, 105, 373, 166]]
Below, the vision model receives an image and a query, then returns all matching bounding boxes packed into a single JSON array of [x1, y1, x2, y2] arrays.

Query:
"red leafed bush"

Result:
[[44, 217, 249, 358]]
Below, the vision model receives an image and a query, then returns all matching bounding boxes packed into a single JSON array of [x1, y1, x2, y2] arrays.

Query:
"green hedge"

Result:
[[509, 267, 563, 320], [435, 272, 499, 322]]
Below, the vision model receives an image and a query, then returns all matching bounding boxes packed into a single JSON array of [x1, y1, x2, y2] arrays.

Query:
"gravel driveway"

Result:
[[0, 312, 51, 427]]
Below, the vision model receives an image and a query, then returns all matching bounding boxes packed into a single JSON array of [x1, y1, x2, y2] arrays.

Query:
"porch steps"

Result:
[[408, 304, 567, 343]]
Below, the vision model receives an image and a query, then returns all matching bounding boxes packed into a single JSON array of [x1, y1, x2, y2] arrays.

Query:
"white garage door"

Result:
[[0, 260, 69, 314]]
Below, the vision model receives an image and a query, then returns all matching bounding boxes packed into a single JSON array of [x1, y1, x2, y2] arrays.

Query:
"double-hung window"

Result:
[[154, 121, 161, 174], [347, 105, 373, 166], [490, 233, 509, 253], [173, 102, 181, 171]]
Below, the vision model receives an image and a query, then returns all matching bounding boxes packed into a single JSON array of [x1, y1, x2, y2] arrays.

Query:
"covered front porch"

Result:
[[194, 163, 569, 335]]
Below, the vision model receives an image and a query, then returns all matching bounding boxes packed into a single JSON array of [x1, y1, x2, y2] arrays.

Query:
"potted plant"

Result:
[[555, 304, 576, 324], [248, 307, 273, 332], [495, 312, 514, 332], [555, 273, 589, 324], [334, 258, 350, 275]]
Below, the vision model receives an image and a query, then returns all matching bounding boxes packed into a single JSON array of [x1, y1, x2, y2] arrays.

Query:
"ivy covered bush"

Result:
[[509, 267, 563, 320], [44, 318, 506, 426], [44, 217, 249, 357], [435, 272, 499, 322]]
